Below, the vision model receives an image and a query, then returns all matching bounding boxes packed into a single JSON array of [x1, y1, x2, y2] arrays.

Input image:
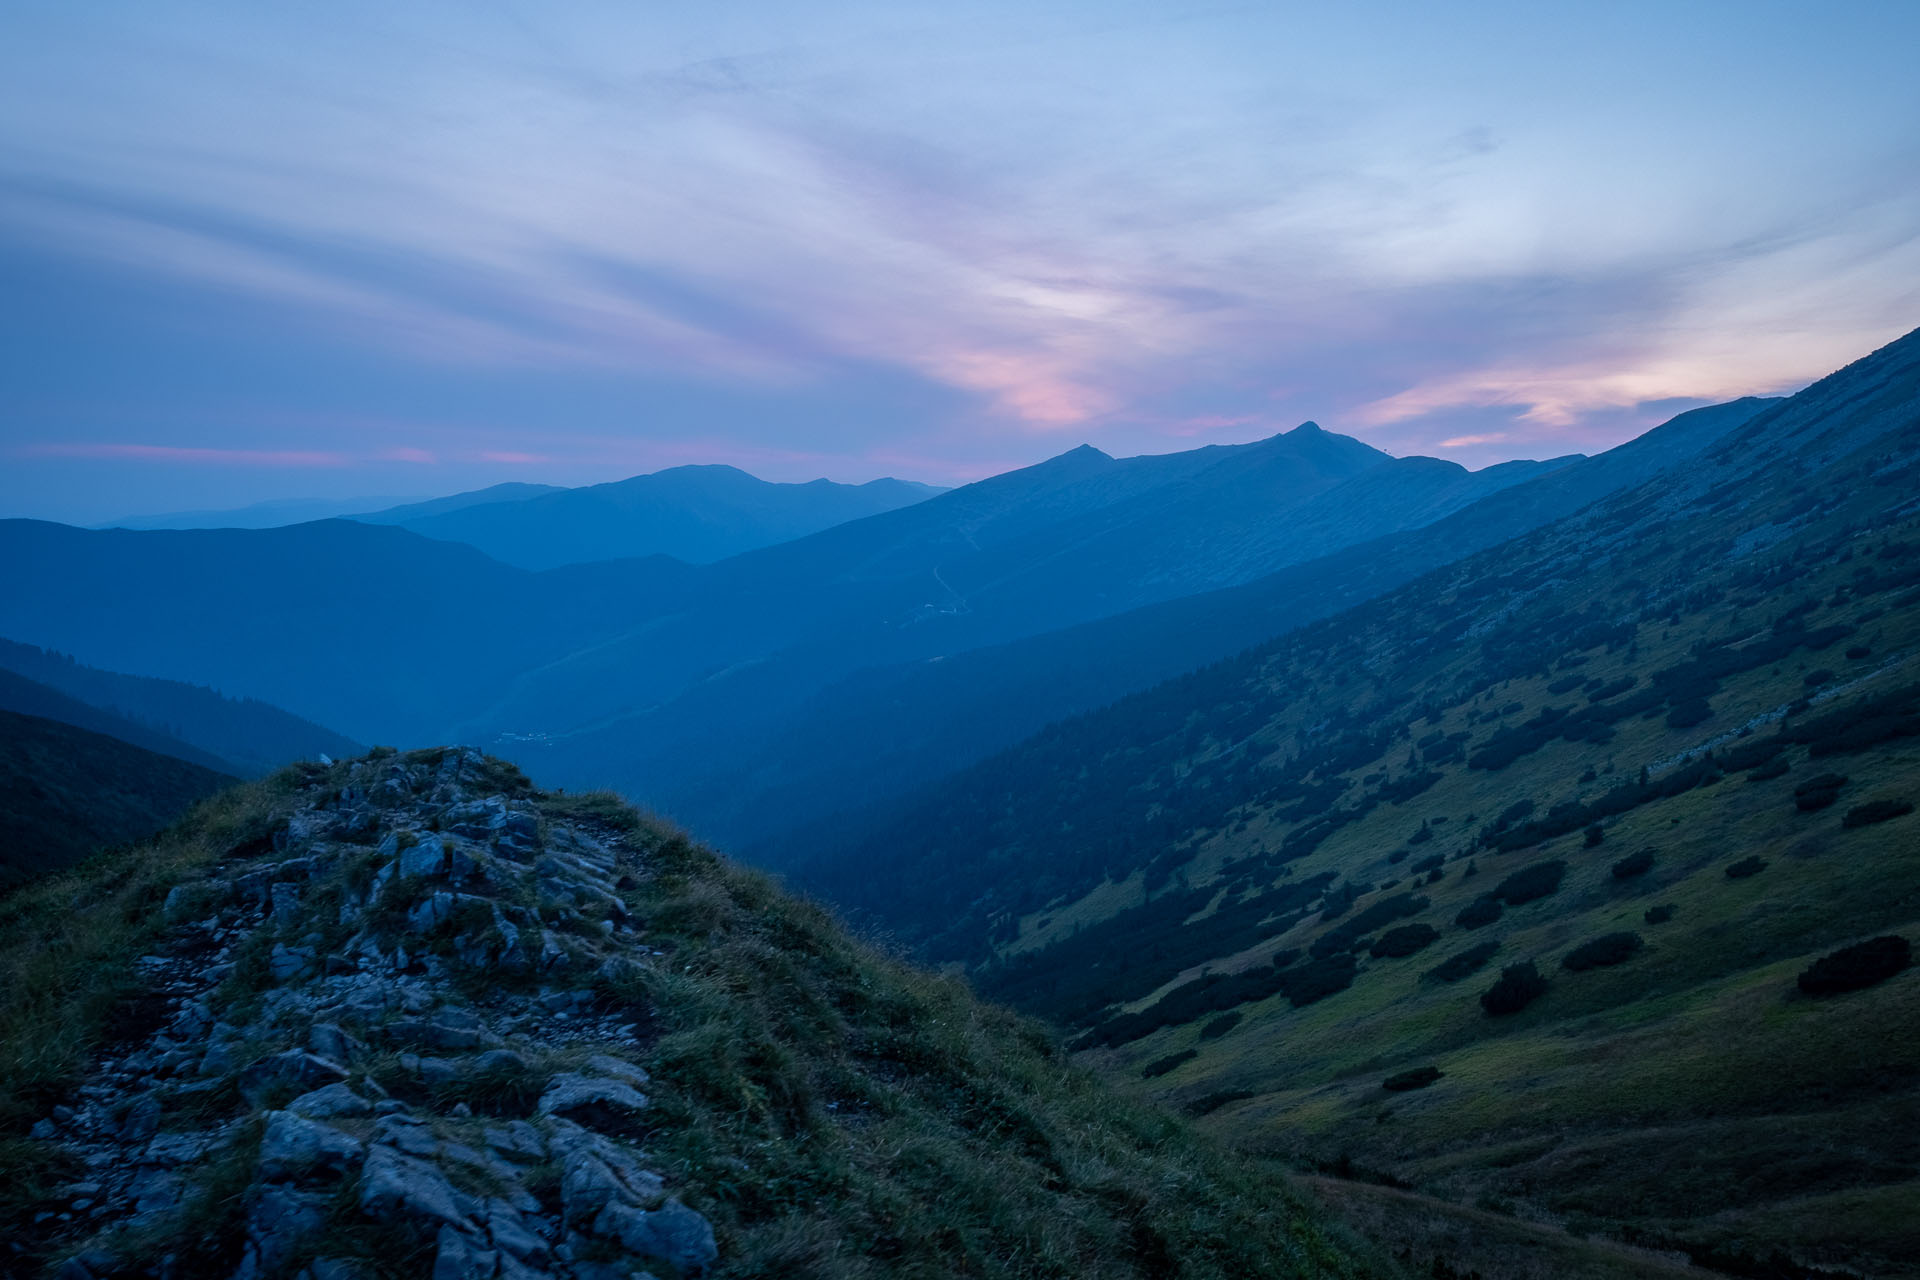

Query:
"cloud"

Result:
[[20, 442, 351, 467]]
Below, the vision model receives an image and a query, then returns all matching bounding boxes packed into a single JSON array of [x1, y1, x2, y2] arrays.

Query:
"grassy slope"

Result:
[[0, 708, 235, 885], [0, 752, 1375, 1280], [793, 331, 1920, 1275]]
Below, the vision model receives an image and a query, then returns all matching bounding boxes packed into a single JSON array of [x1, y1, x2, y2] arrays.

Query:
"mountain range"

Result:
[[4, 325, 1919, 1276], [783, 324, 1920, 1275]]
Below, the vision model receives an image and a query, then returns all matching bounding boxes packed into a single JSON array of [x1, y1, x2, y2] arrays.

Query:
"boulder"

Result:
[[287, 1083, 373, 1120], [238, 1050, 349, 1104], [259, 1110, 364, 1180], [359, 1145, 473, 1231], [593, 1199, 718, 1277]]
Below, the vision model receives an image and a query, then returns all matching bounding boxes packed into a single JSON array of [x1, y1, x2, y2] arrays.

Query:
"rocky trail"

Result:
[[16, 748, 718, 1280]]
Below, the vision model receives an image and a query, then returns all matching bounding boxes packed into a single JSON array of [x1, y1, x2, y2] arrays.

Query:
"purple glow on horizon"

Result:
[[2, 2, 1918, 520]]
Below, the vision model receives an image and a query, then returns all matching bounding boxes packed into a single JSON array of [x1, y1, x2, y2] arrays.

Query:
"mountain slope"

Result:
[[0, 708, 233, 885], [352, 482, 566, 526], [791, 330, 1920, 1273], [613, 401, 1757, 855], [384, 465, 946, 569], [469, 427, 1581, 845], [0, 668, 238, 775], [0, 519, 691, 744], [0, 748, 1369, 1279], [0, 639, 360, 777], [102, 495, 434, 530]]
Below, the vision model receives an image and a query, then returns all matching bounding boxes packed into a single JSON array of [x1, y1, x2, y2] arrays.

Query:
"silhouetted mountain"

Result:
[[0, 638, 360, 776], [782, 326, 1920, 1276], [101, 495, 434, 530], [0, 668, 236, 774], [0, 520, 691, 744], [515, 408, 1752, 853], [349, 481, 565, 525], [380, 465, 947, 569], [0, 708, 232, 885]]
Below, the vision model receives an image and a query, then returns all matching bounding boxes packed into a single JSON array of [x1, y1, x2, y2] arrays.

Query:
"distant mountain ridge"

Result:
[[0, 638, 360, 777], [367, 465, 948, 569]]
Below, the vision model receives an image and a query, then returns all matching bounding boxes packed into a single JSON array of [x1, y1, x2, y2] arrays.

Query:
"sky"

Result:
[[3, 1, 1919, 524]]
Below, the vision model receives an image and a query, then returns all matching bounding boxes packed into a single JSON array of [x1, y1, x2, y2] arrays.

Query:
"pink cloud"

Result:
[[19, 442, 350, 467], [379, 447, 438, 464], [480, 450, 551, 464]]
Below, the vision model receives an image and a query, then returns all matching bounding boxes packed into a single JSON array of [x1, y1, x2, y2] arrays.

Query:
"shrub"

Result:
[[1141, 1050, 1197, 1079], [1280, 954, 1359, 1007], [1842, 799, 1914, 828], [1370, 924, 1441, 958], [1411, 854, 1446, 877], [1562, 932, 1644, 971], [1455, 896, 1503, 929], [1667, 698, 1713, 728], [1427, 941, 1499, 983], [1846, 644, 1873, 660], [1480, 962, 1548, 1015], [1186, 1089, 1255, 1117], [1611, 848, 1654, 879], [1797, 936, 1911, 996], [1748, 757, 1790, 782], [1804, 669, 1835, 688], [1493, 860, 1567, 905], [1644, 904, 1675, 924], [1795, 773, 1849, 811], [1582, 823, 1605, 848], [1199, 1011, 1242, 1040], [1725, 856, 1768, 879], [1382, 1066, 1443, 1092]]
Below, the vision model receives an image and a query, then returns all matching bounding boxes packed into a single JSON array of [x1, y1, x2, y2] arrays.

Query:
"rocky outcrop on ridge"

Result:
[[22, 748, 716, 1280]]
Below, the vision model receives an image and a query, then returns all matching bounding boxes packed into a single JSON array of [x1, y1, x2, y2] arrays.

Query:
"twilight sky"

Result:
[[4, 1, 1919, 523]]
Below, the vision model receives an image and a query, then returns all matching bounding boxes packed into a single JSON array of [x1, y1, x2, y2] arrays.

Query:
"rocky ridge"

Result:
[[22, 747, 717, 1280]]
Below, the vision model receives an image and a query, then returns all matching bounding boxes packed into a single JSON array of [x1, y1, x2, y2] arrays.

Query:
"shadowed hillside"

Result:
[[0, 709, 233, 886]]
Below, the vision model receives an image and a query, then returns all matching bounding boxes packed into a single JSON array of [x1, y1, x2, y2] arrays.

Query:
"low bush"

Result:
[[1562, 932, 1644, 971], [1186, 1089, 1255, 1117], [1199, 1012, 1242, 1040], [1480, 962, 1548, 1015], [1726, 856, 1768, 879], [1611, 848, 1655, 879], [1748, 757, 1790, 782], [1842, 798, 1914, 828], [1794, 773, 1849, 811], [1279, 954, 1359, 1007], [1369, 924, 1440, 958], [1644, 904, 1676, 924], [1846, 644, 1873, 660], [1493, 860, 1567, 905], [1426, 941, 1499, 983], [1803, 668, 1835, 688], [1797, 936, 1911, 996], [1455, 896, 1503, 929], [1141, 1049, 1197, 1079], [1666, 697, 1713, 728], [1382, 1066, 1443, 1092], [1583, 823, 1605, 848]]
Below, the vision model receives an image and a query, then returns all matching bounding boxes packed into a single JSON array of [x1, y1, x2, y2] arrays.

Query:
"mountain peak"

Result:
[[1288, 420, 1324, 435]]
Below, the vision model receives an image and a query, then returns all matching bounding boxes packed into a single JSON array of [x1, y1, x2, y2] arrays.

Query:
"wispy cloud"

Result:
[[1, 1, 1918, 520]]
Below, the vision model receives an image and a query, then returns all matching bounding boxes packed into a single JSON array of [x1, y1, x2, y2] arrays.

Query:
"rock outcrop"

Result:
[[25, 748, 715, 1280]]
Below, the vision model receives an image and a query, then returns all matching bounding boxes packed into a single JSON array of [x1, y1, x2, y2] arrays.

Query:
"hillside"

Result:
[[793, 330, 1920, 1274], [379, 465, 946, 569], [0, 639, 360, 777], [465, 427, 1595, 847], [0, 520, 692, 745], [0, 709, 233, 886], [0, 667, 238, 775], [0, 748, 1369, 1280]]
